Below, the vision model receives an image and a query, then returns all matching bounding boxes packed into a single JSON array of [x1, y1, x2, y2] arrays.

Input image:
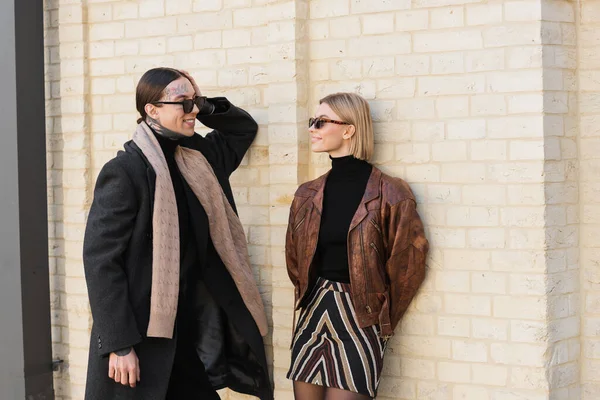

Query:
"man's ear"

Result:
[[144, 104, 159, 120], [343, 125, 356, 140]]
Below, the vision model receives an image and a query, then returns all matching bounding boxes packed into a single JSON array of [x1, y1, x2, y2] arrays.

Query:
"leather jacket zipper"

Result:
[[369, 218, 382, 235], [370, 242, 385, 270], [293, 212, 307, 232], [360, 224, 372, 314]]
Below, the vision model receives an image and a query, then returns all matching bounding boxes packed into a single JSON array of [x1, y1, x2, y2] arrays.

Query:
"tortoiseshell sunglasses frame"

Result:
[[308, 117, 350, 129]]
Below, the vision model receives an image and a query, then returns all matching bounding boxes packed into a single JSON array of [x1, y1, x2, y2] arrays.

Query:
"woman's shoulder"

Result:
[[294, 172, 328, 198], [376, 167, 417, 205]]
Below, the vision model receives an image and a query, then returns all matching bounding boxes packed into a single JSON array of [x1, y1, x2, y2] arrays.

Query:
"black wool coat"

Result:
[[83, 98, 272, 400]]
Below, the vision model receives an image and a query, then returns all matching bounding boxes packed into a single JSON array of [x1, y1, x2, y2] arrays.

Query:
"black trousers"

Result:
[[166, 295, 220, 400], [165, 327, 220, 400]]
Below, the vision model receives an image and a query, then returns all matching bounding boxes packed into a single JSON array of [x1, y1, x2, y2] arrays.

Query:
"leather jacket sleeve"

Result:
[[285, 196, 300, 288], [386, 198, 429, 333]]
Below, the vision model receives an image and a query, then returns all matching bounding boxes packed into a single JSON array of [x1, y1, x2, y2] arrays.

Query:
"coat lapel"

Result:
[[311, 172, 329, 215], [307, 166, 382, 233], [349, 167, 381, 232], [126, 141, 157, 212], [146, 168, 156, 212], [303, 166, 382, 272]]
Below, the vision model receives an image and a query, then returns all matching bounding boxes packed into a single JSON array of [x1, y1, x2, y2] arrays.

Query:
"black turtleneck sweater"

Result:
[[315, 155, 373, 283]]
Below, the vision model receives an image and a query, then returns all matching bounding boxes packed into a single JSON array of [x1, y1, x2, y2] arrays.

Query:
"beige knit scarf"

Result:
[[133, 121, 268, 339]]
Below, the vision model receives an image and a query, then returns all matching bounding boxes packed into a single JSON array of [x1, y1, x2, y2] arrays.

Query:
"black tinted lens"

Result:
[[194, 96, 206, 109], [309, 118, 323, 129], [182, 99, 195, 113]]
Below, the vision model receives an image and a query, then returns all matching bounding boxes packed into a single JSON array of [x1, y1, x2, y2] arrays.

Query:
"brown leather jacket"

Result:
[[285, 166, 428, 338]]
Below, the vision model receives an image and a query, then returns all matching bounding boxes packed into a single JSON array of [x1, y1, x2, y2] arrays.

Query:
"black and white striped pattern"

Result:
[[287, 278, 387, 398]]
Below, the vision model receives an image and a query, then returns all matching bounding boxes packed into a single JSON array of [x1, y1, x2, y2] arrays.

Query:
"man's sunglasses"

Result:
[[152, 96, 207, 114], [308, 117, 349, 130]]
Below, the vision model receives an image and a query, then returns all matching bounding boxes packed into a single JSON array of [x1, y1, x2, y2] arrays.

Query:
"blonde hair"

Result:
[[320, 92, 374, 161]]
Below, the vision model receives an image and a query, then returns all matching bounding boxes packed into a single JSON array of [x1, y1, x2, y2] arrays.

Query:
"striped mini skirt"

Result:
[[287, 277, 388, 398]]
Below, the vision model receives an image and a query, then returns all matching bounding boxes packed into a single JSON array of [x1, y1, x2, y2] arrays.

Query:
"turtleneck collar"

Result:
[[330, 155, 370, 170], [329, 155, 372, 180], [151, 128, 180, 156]]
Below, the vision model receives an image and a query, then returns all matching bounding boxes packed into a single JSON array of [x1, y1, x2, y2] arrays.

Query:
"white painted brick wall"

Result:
[[43, 0, 591, 399], [580, 1, 600, 399]]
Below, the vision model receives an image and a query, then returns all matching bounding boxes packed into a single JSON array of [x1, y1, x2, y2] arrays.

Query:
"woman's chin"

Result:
[[311, 143, 326, 153]]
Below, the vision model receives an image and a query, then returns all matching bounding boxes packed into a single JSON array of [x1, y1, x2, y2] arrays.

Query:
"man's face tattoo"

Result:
[[164, 82, 191, 100], [146, 77, 198, 139]]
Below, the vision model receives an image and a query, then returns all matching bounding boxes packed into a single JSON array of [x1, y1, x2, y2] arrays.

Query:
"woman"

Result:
[[83, 67, 272, 400], [286, 93, 428, 400]]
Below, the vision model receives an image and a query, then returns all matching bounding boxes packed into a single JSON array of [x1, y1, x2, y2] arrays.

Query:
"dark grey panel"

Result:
[[0, 0, 54, 398]]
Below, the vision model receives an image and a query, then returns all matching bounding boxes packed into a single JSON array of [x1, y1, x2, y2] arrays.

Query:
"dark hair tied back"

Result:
[[135, 67, 184, 124]]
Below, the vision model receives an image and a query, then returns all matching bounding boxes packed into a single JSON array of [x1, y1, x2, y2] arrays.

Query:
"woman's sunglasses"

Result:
[[152, 96, 207, 114], [308, 117, 349, 130]]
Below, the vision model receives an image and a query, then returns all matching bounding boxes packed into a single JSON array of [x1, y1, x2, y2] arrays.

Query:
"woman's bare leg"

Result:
[[325, 386, 372, 400], [293, 381, 326, 400]]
